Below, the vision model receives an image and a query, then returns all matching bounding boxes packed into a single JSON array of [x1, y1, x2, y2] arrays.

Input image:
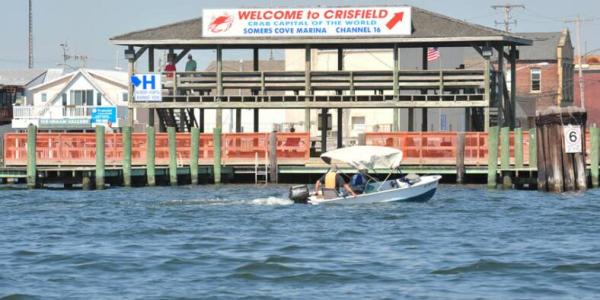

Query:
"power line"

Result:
[[491, 3, 525, 32]]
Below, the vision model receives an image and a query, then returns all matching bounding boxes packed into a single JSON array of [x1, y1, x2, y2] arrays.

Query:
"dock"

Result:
[[2, 126, 598, 189]]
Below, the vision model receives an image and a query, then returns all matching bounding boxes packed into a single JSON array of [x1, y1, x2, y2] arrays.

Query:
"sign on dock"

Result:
[[132, 73, 162, 102], [564, 124, 582, 153], [91, 106, 117, 126], [202, 7, 412, 38]]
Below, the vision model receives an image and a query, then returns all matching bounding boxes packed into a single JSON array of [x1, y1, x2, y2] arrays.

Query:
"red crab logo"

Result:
[[208, 13, 233, 33]]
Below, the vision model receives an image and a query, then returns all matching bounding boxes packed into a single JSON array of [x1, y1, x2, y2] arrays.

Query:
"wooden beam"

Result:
[[496, 46, 505, 127], [253, 48, 259, 132], [134, 46, 148, 61], [175, 48, 191, 64], [422, 47, 428, 132], [148, 47, 155, 128], [131, 100, 489, 109], [510, 45, 517, 129]]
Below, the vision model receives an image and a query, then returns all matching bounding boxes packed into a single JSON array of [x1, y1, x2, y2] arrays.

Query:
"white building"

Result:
[[12, 69, 129, 130]]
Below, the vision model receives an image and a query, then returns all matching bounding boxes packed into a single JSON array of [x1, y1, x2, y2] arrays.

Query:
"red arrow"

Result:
[[386, 12, 404, 30]]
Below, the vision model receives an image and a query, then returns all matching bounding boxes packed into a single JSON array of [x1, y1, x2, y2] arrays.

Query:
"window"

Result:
[[531, 68, 541, 92], [69, 90, 94, 105], [122, 92, 128, 102], [41, 93, 47, 102], [62, 93, 67, 106], [96, 93, 102, 106]]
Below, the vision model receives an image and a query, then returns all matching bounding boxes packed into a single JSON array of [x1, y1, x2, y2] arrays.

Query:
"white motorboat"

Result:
[[288, 146, 442, 205]]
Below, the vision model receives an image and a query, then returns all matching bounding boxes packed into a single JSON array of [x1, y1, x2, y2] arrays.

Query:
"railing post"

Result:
[[529, 127, 537, 168], [95, 125, 105, 190], [168, 126, 177, 186], [191, 127, 199, 185], [591, 125, 599, 188], [122, 126, 132, 187], [213, 127, 222, 184], [146, 126, 156, 186], [26, 124, 37, 189], [487, 126, 499, 188], [514, 127, 523, 169]]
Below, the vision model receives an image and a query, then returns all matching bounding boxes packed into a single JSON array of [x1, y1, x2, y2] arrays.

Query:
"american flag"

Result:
[[427, 47, 440, 62]]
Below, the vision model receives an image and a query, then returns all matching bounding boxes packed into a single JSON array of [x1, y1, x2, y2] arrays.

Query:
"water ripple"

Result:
[[1, 184, 600, 299]]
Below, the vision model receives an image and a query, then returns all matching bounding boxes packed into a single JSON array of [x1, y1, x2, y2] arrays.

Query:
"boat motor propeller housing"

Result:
[[289, 185, 310, 204]]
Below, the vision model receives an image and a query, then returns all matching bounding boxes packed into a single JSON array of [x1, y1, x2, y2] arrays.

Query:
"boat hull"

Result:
[[309, 175, 441, 205]]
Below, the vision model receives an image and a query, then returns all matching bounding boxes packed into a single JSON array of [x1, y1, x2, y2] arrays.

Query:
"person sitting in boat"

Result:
[[314, 166, 357, 199], [350, 169, 368, 194]]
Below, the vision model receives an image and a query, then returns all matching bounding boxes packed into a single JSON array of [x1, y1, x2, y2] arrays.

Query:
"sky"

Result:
[[1, 0, 600, 71]]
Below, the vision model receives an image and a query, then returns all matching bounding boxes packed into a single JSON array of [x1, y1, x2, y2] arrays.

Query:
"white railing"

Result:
[[13, 105, 100, 119], [13, 105, 130, 119], [12, 105, 129, 129]]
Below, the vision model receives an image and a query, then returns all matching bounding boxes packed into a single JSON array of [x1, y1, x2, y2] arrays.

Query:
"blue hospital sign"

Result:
[[91, 106, 117, 126], [132, 73, 162, 102]]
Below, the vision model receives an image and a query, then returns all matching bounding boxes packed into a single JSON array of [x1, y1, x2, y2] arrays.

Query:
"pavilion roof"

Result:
[[110, 7, 531, 48]]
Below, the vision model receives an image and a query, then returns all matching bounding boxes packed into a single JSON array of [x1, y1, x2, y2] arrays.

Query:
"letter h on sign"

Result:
[[143, 75, 156, 90]]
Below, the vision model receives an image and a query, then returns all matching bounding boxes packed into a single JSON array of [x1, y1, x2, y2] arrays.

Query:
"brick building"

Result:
[[574, 57, 600, 125], [511, 30, 574, 127], [465, 30, 574, 128]]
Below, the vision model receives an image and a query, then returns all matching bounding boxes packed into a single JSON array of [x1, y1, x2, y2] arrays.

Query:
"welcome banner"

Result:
[[202, 7, 412, 37]]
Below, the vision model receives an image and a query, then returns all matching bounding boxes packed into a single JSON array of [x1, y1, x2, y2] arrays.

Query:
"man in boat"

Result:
[[314, 166, 357, 199], [350, 168, 368, 194]]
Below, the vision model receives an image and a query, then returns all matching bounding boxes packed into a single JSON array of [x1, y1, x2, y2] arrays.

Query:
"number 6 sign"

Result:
[[563, 124, 582, 153]]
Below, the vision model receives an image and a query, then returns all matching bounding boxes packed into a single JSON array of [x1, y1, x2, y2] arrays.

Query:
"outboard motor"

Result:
[[289, 185, 310, 204], [405, 173, 421, 185]]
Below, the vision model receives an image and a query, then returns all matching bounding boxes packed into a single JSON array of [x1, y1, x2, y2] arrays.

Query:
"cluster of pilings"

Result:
[[535, 107, 588, 192], [481, 126, 537, 189], [24, 124, 232, 189]]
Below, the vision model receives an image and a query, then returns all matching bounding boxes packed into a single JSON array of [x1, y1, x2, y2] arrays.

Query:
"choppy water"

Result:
[[1, 185, 600, 299]]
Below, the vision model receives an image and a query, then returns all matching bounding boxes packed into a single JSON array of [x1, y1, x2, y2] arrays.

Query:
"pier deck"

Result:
[[1, 128, 598, 188]]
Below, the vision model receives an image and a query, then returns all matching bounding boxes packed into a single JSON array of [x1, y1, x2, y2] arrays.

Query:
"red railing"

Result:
[[365, 131, 535, 166], [3, 132, 310, 166], [2, 130, 587, 167]]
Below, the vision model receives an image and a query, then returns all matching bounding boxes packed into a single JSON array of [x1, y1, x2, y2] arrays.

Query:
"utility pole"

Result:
[[491, 3, 525, 32], [28, 0, 33, 68], [565, 15, 596, 109]]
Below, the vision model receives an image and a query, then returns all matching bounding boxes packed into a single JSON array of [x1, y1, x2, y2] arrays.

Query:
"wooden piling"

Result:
[[456, 132, 465, 184], [82, 173, 92, 190], [574, 129, 587, 191], [549, 123, 564, 192], [213, 127, 222, 184], [535, 125, 547, 190], [168, 126, 177, 186], [500, 127, 511, 188], [146, 126, 156, 186], [26, 124, 36, 189], [528, 128, 537, 168], [560, 122, 576, 191], [591, 125, 599, 188], [190, 127, 199, 185], [487, 126, 499, 188], [95, 125, 105, 190], [500, 127, 510, 169], [536, 106, 587, 192], [269, 131, 278, 183], [122, 126, 132, 187], [514, 127, 523, 169]]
